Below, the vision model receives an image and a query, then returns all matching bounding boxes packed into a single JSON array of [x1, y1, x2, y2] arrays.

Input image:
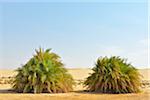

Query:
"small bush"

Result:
[[84, 56, 141, 93], [12, 48, 74, 93]]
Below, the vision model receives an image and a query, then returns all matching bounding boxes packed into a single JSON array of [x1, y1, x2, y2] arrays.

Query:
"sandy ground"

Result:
[[0, 68, 150, 100]]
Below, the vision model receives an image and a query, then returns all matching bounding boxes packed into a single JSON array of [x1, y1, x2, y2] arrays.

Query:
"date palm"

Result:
[[84, 56, 141, 93], [12, 48, 74, 93]]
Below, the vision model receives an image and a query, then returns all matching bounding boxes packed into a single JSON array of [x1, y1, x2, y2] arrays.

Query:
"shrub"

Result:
[[84, 56, 141, 93], [12, 48, 74, 93]]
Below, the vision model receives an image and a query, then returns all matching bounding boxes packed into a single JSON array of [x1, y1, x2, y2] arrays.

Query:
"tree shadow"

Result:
[[0, 89, 137, 95], [74, 90, 104, 94], [0, 89, 15, 94], [73, 90, 129, 95]]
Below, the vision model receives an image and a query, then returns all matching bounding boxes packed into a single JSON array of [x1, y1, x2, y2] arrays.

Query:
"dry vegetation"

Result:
[[0, 69, 150, 100]]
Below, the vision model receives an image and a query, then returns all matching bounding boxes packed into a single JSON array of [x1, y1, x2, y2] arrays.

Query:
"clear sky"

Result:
[[0, 0, 149, 69]]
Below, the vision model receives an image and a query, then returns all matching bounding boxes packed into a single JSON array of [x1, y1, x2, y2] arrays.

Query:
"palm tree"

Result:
[[12, 48, 74, 93], [84, 56, 141, 93]]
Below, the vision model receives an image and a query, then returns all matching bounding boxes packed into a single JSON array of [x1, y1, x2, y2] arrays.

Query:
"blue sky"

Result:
[[0, 0, 149, 69]]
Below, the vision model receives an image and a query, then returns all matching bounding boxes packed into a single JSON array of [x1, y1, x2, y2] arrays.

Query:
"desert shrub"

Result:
[[84, 56, 141, 93], [12, 48, 74, 93]]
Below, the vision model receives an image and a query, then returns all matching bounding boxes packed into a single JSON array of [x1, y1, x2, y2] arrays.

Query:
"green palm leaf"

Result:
[[84, 56, 141, 93], [12, 48, 74, 93]]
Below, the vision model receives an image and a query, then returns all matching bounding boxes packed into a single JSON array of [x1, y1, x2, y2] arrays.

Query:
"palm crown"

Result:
[[12, 48, 74, 93], [84, 56, 141, 93]]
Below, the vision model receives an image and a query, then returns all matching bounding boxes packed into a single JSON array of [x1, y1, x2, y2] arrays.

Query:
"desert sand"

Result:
[[0, 68, 150, 100]]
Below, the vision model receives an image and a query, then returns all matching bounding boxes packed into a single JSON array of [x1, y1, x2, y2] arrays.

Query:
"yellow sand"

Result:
[[0, 68, 150, 100]]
